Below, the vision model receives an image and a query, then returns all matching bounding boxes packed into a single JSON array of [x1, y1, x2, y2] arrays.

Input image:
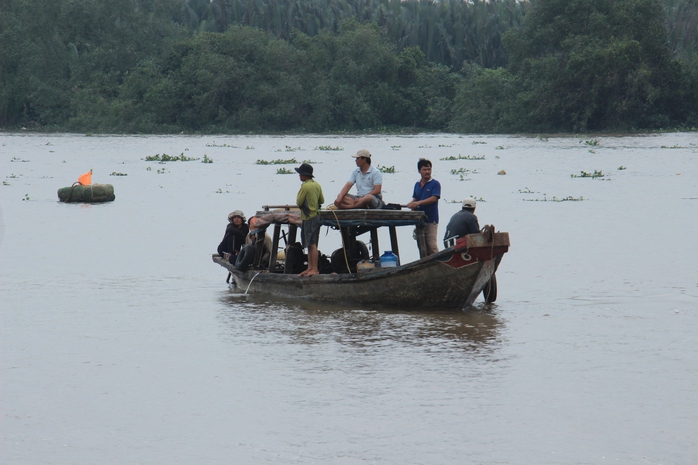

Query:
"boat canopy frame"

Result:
[[252, 205, 429, 273]]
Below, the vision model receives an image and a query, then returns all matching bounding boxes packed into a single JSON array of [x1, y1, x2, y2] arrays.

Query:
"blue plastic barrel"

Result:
[[379, 251, 398, 268]]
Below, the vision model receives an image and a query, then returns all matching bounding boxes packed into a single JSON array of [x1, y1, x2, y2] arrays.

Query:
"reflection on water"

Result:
[[217, 288, 503, 355]]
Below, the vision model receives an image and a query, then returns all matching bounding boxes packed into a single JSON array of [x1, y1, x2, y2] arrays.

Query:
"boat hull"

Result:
[[213, 233, 508, 310]]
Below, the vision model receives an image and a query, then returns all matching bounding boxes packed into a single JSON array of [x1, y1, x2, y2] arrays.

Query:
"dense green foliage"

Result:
[[67, 22, 459, 132], [181, 0, 528, 68], [452, 0, 698, 132], [1, 0, 697, 133]]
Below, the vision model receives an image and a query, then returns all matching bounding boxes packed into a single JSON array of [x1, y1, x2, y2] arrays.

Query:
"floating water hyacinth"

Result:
[[256, 158, 298, 165], [524, 195, 584, 202], [206, 142, 238, 148], [571, 170, 605, 179], [145, 153, 199, 162], [440, 155, 485, 161]]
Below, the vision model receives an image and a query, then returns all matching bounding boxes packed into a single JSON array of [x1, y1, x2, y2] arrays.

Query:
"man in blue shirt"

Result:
[[333, 149, 384, 209], [407, 158, 441, 255]]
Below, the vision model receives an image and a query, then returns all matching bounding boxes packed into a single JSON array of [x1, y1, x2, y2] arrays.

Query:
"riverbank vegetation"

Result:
[[1, 0, 697, 134]]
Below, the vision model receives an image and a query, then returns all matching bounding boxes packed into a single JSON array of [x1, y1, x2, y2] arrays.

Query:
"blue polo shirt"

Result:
[[412, 178, 441, 223]]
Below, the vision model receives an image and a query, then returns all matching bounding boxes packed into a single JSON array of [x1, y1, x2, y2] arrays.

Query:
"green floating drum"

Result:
[[57, 184, 115, 203]]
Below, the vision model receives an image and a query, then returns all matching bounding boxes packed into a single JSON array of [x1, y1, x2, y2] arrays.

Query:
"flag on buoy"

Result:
[[78, 169, 92, 185]]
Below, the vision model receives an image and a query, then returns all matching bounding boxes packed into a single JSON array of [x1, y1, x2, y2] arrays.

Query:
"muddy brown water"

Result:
[[1, 132, 696, 464]]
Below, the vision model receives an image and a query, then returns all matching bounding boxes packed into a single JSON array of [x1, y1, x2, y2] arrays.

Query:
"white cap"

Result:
[[352, 149, 371, 159], [462, 198, 477, 209], [228, 210, 246, 222]]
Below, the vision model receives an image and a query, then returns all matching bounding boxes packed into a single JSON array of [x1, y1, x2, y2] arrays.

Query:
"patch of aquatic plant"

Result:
[[256, 158, 298, 165], [438, 144, 452, 147], [315, 145, 343, 151], [582, 139, 599, 146], [215, 188, 230, 193], [571, 170, 605, 179], [145, 153, 199, 162], [391, 145, 402, 150], [617, 165, 627, 170], [156, 168, 167, 174], [450, 168, 479, 175], [661, 144, 685, 149], [146, 167, 152, 171], [446, 196, 484, 203], [537, 136, 549, 142], [518, 187, 536, 194], [110, 172, 128, 176], [7, 174, 19, 178], [472, 140, 487, 145], [588, 149, 596, 154], [22, 194, 30, 201], [202, 155, 213, 164], [276, 168, 294, 174], [11, 157, 29, 162], [418, 145, 433, 148], [246, 146, 255, 150], [3, 181, 10, 186], [440, 155, 486, 161], [280, 145, 302, 152], [377, 165, 395, 173], [495, 146, 506, 150], [302, 159, 317, 164], [206, 142, 238, 148], [524, 195, 584, 202]]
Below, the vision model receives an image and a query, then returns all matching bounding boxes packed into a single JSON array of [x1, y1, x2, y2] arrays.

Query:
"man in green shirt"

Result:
[[295, 163, 324, 276]]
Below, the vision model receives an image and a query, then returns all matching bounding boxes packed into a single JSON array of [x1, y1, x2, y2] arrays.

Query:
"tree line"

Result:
[[1, 0, 697, 133]]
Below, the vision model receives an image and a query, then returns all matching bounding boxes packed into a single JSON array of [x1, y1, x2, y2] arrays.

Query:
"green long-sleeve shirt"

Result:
[[296, 178, 324, 220]]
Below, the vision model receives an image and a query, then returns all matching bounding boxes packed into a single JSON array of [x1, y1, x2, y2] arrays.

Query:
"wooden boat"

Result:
[[212, 205, 510, 310]]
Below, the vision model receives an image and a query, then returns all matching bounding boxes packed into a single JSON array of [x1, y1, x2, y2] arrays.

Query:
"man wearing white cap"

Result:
[[333, 149, 384, 209], [443, 198, 480, 247]]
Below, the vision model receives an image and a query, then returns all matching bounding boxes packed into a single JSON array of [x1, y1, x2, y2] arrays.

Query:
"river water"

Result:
[[1, 132, 696, 464]]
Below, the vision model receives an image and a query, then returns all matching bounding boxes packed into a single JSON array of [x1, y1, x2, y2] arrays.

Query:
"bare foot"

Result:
[[304, 269, 319, 277], [298, 270, 309, 277]]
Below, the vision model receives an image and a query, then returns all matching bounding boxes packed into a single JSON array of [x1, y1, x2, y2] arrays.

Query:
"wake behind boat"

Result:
[[212, 205, 510, 310]]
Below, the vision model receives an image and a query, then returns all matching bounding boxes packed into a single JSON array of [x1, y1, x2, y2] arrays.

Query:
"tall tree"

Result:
[[502, 0, 677, 131]]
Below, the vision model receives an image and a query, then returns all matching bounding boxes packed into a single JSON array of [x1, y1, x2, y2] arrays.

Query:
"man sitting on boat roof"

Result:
[[443, 198, 480, 248], [332, 149, 385, 209]]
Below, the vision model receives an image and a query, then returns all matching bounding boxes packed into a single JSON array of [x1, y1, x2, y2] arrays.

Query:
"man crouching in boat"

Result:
[[443, 198, 480, 248], [295, 163, 324, 276], [217, 210, 249, 264]]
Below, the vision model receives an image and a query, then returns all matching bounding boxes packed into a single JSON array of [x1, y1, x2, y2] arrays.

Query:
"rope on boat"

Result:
[[244, 272, 261, 295], [480, 224, 496, 259], [330, 208, 351, 273], [60, 182, 81, 203]]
